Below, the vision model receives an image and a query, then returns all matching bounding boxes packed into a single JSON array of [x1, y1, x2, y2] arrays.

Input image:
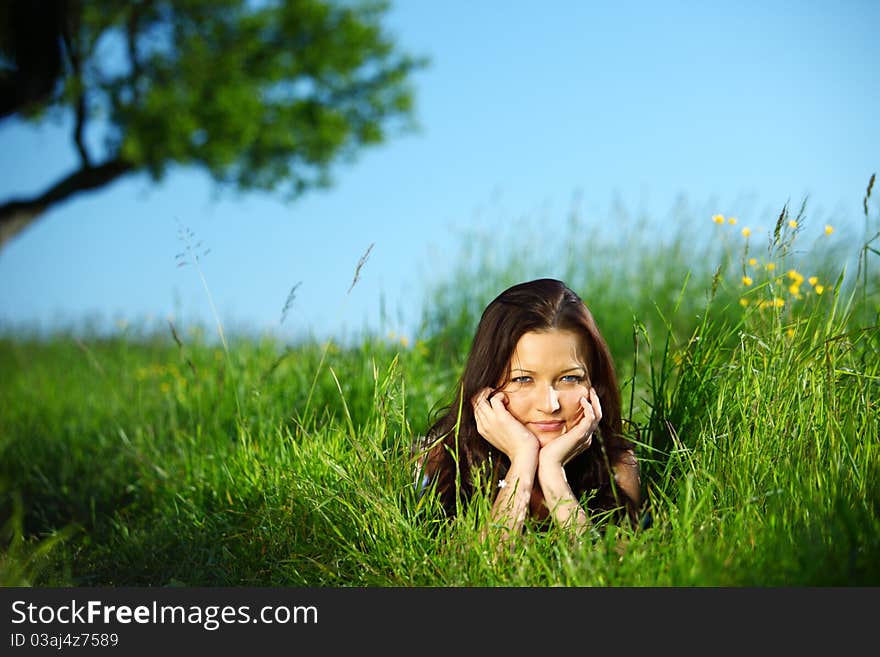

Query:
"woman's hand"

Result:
[[538, 388, 601, 469], [536, 388, 602, 533], [473, 388, 539, 544], [472, 388, 539, 464]]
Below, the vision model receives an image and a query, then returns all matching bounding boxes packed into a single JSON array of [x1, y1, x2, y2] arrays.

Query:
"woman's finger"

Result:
[[588, 387, 603, 424], [575, 396, 594, 434], [472, 387, 491, 409]]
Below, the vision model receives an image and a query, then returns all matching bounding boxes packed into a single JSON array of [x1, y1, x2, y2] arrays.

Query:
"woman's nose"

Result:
[[537, 384, 561, 413]]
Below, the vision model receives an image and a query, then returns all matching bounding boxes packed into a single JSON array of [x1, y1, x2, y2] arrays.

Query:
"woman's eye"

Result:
[[560, 375, 584, 384], [511, 376, 532, 384]]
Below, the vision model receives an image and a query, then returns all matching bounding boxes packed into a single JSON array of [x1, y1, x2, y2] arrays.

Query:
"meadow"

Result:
[[2, 187, 878, 586]]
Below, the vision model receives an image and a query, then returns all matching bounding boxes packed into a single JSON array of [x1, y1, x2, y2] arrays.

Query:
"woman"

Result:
[[416, 278, 640, 539]]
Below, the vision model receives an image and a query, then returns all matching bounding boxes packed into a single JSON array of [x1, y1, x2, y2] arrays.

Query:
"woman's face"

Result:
[[499, 329, 591, 447]]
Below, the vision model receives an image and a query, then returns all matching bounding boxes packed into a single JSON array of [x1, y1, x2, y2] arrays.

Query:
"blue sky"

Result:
[[1, 1, 878, 341]]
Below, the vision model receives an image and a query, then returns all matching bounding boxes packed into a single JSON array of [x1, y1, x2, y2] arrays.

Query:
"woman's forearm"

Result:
[[538, 463, 590, 532], [489, 455, 537, 539]]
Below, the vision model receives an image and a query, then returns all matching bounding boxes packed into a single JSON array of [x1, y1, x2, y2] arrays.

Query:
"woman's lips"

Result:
[[529, 421, 565, 433]]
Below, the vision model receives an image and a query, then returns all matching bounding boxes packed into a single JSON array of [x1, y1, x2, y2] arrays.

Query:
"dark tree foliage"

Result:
[[0, 0, 70, 118]]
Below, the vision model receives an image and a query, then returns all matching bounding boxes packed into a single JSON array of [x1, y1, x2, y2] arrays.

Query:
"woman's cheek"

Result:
[[561, 387, 589, 428], [560, 386, 587, 404], [503, 392, 529, 423]]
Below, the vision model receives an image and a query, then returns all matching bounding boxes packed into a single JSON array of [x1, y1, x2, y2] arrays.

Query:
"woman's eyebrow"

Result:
[[510, 366, 586, 374]]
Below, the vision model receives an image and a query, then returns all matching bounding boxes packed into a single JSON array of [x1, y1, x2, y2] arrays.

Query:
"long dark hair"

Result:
[[419, 278, 637, 523]]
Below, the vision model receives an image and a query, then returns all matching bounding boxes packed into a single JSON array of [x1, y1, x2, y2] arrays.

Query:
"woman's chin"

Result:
[[536, 433, 562, 448]]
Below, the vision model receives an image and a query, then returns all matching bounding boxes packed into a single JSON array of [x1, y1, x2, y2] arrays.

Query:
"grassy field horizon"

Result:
[[2, 186, 878, 586]]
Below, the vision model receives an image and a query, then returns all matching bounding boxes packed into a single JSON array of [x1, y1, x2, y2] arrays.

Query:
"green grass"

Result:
[[1, 191, 878, 586]]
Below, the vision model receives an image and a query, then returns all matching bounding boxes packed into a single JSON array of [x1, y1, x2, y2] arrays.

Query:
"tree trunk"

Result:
[[0, 159, 132, 251]]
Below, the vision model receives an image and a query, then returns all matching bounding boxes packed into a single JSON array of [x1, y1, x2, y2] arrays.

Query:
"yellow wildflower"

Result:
[[789, 283, 801, 296], [741, 227, 752, 237], [400, 335, 410, 348], [815, 285, 825, 295], [739, 298, 749, 307], [808, 276, 819, 286], [774, 298, 785, 308], [788, 220, 798, 229], [786, 328, 795, 338], [765, 263, 776, 272], [712, 214, 725, 224], [728, 217, 737, 225], [824, 224, 834, 235], [742, 276, 753, 286], [748, 258, 757, 266], [787, 269, 804, 283]]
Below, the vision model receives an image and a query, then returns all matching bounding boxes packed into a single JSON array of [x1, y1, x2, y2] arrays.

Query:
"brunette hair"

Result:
[[418, 278, 638, 523]]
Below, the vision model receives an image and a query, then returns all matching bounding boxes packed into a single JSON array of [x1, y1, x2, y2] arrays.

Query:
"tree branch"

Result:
[[73, 94, 91, 167], [0, 159, 132, 250], [60, 5, 92, 167]]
